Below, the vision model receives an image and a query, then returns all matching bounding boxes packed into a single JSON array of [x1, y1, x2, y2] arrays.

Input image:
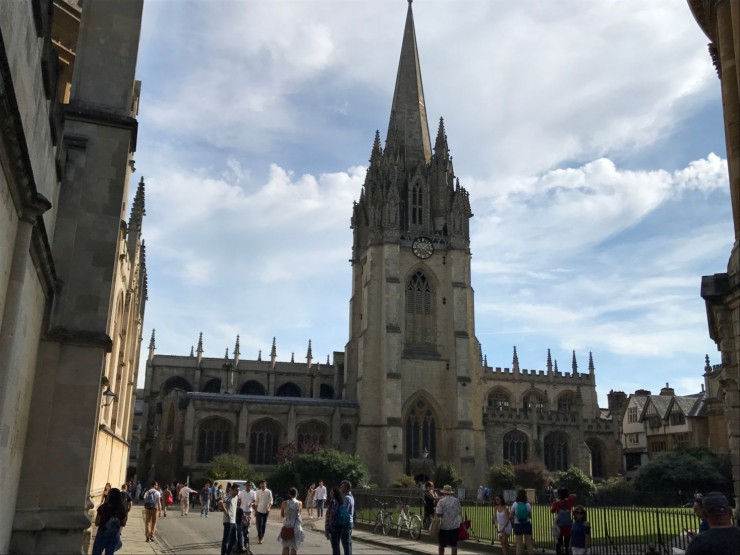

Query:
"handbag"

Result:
[[429, 516, 441, 538], [280, 526, 294, 540], [457, 519, 471, 541]]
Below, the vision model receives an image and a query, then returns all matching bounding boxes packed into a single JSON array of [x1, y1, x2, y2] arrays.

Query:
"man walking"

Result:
[[315, 480, 327, 518], [179, 482, 194, 516], [237, 482, 257, 551], [219, 483, 240, 555], [200, 482, 212, 517], [142, 481, 161, 542], [339, 480, 355, 555], [254, 480, 273, 544]]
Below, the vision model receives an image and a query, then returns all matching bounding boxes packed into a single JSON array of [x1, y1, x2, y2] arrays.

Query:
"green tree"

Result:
[[267, 448, 371, 499], [551, 467, 596, 501], [391, 474, 418, 488], [487, 464, 516, 492], [433, 463, 462, 489], [514, 462, 549, 492], [634, 448, 733, 506], [205, 454, 254, 481]]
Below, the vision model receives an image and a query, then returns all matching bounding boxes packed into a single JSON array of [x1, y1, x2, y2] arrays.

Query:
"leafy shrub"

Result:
[[595, 475, 637, 506], [391, 474, 418, 488], [487, 464, 516, 492], [206, 454, 254, 482], [551, 467, 596, 501], [433, 463, 462, 489], [514, 462, 549, 492]]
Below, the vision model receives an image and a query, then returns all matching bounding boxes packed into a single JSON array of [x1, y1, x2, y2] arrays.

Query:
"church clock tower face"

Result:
[[411, 237, 434, 259]]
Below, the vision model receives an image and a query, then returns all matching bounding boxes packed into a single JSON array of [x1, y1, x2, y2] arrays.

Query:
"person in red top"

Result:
[[550, 488, 577, 555]]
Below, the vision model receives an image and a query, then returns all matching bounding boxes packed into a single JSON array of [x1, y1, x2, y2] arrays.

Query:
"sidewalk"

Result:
[[116, 507, 158, 555]]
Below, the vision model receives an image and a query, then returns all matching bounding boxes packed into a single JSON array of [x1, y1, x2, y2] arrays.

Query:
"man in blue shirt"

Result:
[[339, 480, 354, 555]]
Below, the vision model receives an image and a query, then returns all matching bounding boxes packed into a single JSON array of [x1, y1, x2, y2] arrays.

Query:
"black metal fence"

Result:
[[353, 491, 733, 554]]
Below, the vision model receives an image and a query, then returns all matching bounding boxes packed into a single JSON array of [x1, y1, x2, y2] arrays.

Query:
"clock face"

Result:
[[412, 237, 434, 259]]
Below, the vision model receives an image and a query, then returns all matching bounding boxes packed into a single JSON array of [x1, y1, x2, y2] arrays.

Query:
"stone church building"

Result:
[[140, 1, 622, 489]]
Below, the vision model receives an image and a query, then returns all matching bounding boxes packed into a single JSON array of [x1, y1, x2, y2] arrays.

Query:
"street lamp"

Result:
[[102, 386, 117, 407]]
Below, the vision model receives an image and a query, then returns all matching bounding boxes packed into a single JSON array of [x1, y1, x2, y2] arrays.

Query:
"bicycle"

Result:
[[372, 499, 392, 535], [394, 499, 421, 539]]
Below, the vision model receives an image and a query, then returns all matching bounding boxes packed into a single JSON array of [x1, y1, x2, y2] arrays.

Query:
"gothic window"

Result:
[[296, 421, 328, 453], [544, 431, 569, 471], [405, 271, 434, 345], [405, 398, 436, 472], [197, 418, 232, 463], [488, 389, 511, 410], [202, 378, 221, 393], [627, 407, 638, 423], [239, 380, 266, 395], [503, 430, 529, 465], [411, 182, 423, 226], [557, 392, 577, 412], [276, 382, 301, 397], [586, 438, 604, 478], [249, 419, 280, 465], [523, 392, 546, 413], [319, 384, 334, 399]]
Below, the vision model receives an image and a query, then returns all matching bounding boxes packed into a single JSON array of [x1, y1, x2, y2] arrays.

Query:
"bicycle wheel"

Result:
[[395, 517, 403, 537], [409, 515, 422, 540], [382, 513, 392, 535], [373, 512, 383, 534]]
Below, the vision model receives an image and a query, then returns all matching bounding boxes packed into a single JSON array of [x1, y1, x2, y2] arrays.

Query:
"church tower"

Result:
[[346, 1, 485, 487]]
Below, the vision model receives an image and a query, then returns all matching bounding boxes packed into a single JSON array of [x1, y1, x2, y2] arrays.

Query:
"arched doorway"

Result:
[[405, 398, 436, 475]]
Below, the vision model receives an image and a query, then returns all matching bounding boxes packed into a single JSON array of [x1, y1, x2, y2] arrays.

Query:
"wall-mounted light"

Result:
[[102, 386, 117, 407]]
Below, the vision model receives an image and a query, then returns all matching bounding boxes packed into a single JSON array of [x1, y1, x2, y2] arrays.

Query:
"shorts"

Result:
[[438, 528, 458, 548], [513, 521, 532, 535]]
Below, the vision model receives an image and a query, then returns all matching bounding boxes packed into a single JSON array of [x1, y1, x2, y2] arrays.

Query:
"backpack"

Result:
[[144, 490, 157, 509], [103, 516, 121, 536], [335, 504, 351, 528], [555, 507, 573, 527], [515, 502, 529, 522], [167, 491, 173, 505]]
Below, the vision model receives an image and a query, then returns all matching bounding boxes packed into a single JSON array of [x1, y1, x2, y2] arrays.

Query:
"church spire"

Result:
[[512, 346, 519, 373], [572, 350, 578, 375], [148, 329, 155, 362], [306, 339, 313, 369], [196, 332, 203, 365], [387, 0, 431, 168], [546, 348, 553, 374], [588, 351, 595, 374], [270, 337, 277, 369], [234, 335, 240, 366]]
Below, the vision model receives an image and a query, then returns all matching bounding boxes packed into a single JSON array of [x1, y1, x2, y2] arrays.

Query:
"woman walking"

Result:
[[435, 485, 462, 555], [511, 489, 533, 555], [493, 494, 512, 555], [278, 487, 304, 555], [92, 488, 127, 555], [305, 483, 316, 519]]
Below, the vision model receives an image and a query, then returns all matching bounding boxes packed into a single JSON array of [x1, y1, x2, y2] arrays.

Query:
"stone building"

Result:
[[689, 0, 740, 503], [140, 1, 621, 490], [0, 0, 146, 552]]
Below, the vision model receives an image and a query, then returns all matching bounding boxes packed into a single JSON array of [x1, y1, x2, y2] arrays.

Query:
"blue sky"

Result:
[[133, 0, 731, 404]]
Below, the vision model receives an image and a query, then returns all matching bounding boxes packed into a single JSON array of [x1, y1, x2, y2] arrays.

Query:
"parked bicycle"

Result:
[[373, 498, 392, 535], [394, 499, 421, 539]]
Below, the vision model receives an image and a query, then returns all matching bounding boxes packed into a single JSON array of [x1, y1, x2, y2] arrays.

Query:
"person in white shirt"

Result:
[[254, 480, 273, 544], [237, 482, 257, 550], [315, 480, 328, 518], [179, 484, 194, 516], [219, 484, 239, 555]]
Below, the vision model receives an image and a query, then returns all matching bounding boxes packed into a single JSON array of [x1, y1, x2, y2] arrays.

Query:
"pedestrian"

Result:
[[325, 486, 350, 555], [200, 482, 212, 517], [685, 491, 740, 555], [570, 505, 590, 555], [305, 483, 316, 519], [237, 482, 257, 552], [120, 483, 133, 513], [493, 494, 512, 555], [179, 482, 193, 516], [511, 489, 533, 555], [160, 484, 171, 517], [315, 480, 327, 518], [551, 488, 577, 555], [278, 487, 304, 555], [423, 481, 438, 529], [135, 481, 142, 502], [100, 482, 112, 506], [435, 485, 462, 555], [91, 487, 127, 555], [142, 481, 161, 542], [219, 483, 240, 555], [215, 484, 223, 511], [254, 479, 274, 544]]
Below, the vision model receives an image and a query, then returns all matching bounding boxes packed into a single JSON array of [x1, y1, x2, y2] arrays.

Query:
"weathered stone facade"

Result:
[[0, 1, 146, 552], [688, 0, 740, 503]]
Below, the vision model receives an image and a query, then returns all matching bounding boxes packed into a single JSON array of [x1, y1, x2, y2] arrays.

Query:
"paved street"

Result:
[[152, 510, 398, 555]]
